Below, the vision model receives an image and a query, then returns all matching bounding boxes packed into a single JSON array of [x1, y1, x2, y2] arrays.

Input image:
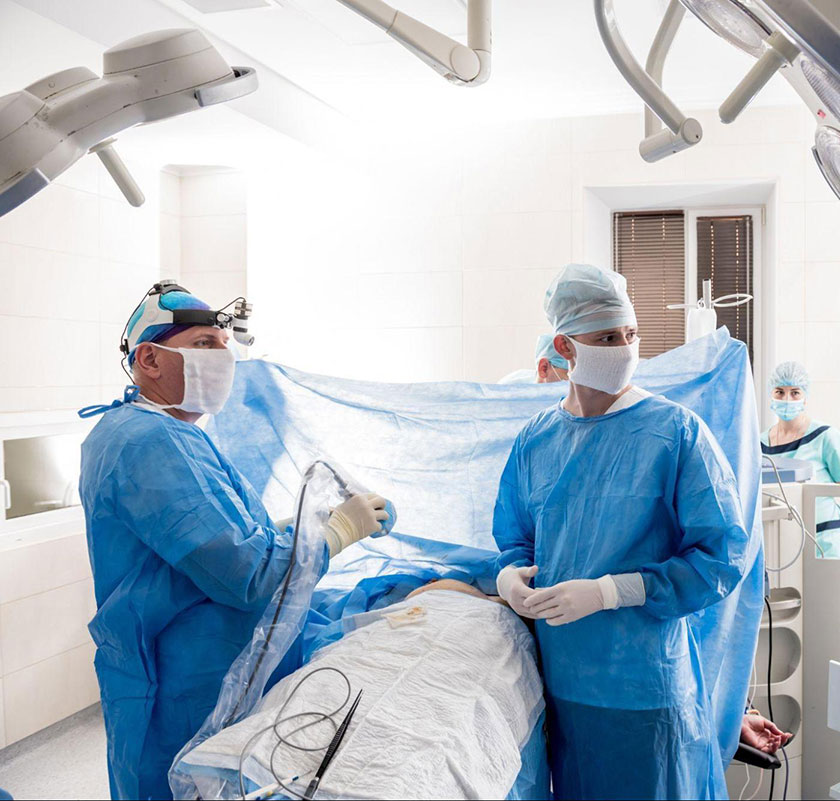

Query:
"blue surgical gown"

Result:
[[493, 395, 750, 800], [79, 402, 319, 800]]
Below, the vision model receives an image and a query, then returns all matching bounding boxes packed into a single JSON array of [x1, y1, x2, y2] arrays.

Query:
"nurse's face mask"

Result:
[[771, 386, 806, 422], [149, 341, 236, 415], [566, 328, 640, 395]]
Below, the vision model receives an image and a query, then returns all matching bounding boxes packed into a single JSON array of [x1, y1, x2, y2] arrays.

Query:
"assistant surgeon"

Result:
[[78, 283, 394, 800], [493, 263, 751, 799], [498, 333, 570, 384]]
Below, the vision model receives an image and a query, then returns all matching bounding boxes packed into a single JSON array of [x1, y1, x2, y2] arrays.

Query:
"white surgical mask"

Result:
[[146, 343, 236, 415], [568, 338, 640, 395]]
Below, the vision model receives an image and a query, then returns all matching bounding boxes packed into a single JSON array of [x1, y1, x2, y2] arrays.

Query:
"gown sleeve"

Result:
[[492, 429, 537, 573], [820, 426, 840, 483], [110, 419, 314, 612], [639, 412, 750, 619]]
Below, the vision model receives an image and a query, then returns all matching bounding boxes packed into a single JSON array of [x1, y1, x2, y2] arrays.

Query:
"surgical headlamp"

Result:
[[0, 28, 257, 218], [120, 280, 254, 365]]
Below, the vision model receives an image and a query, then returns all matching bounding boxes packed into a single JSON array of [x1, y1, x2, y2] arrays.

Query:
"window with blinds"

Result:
[[696, 215, 754, 362], [612, 211, 686, 359]]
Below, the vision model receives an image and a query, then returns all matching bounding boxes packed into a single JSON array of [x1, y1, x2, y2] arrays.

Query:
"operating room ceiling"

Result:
[[9, 0, 800, 132]]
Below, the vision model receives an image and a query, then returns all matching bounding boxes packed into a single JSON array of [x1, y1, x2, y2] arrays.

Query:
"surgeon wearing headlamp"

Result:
[[493, 263, 751, 799], [77, 282, 395, 801]]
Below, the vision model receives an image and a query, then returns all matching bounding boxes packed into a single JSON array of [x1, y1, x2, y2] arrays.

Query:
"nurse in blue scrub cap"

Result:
[[762, 360, 840, 558], [493, 263, 752, 799], [77, 283, 396, 800]]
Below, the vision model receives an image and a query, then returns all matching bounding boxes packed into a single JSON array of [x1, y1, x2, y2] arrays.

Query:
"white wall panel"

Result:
[[0, 579, 95, 674], [3, 642, 99, 745], [0, 532, 90, 605], [357, 272, 462, 329]]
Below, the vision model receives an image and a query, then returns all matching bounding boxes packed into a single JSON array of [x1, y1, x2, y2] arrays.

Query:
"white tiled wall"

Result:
[[4, 641, 98, 745], [246, 103, 839, 425], [0, 158, 179, 412], [0, 528, 98, 747], [177, 169, 247, 304]]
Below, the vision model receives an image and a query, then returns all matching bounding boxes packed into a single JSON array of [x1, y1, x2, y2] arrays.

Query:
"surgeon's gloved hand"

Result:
[[325, 493, 390, 557], [496, 565, 539, 618], [522, 575, 619, 626]]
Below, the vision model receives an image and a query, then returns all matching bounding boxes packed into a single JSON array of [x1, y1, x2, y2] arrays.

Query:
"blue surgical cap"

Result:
[[126, 290, 212, 366], [534, 333, 569, 369], [769, 361, 810, 396], [544, 263, 637, 335]]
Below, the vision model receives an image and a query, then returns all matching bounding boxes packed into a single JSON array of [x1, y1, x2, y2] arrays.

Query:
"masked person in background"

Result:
[[762, 360, 840, 558], [493, 263, 752, 799], [77, 283, 395, 801], [498, 333, 570, 384]]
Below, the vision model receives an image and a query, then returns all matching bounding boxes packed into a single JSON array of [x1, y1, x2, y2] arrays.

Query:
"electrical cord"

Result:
[[223, 460, 350, 730], [781, 746, 789, 800], [765, 597, 775, 801], [236, 666, 354, 801], [224, 482, 308, 730], [747, 661, 758, 711], [761, 455, 825, 570], [739, 762, 765, 801]]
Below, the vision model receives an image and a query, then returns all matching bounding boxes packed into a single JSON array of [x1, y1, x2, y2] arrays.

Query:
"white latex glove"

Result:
[[522, 576, 618, 626], [325, 493, 389, 557], [496, 565, 539, 618]]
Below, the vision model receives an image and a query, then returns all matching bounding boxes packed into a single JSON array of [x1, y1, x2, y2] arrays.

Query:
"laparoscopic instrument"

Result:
[[304, 689, 364, 800], [236, 667, 362, 801], [226, 459, 393, 729]]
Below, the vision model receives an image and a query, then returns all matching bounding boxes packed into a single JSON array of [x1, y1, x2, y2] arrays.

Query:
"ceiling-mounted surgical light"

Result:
[[0, 28, 257, 218], [335, 0, 491, 86], [801, 56, 840, 121], [813, 125, 840, 201], [678, 0, 770, 58], [595, 0, 840, 203]]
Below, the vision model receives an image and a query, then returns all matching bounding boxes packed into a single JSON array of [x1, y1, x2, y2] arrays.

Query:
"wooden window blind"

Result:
[[696, 215, 754, 362], [613, 210, 686, 359]]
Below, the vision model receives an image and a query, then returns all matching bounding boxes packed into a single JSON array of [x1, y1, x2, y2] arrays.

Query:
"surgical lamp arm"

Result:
[[719, 31, 799, 123], [335, 0, 491, 85], [594, 0, 702, 162], [644, 0, 686, 138]]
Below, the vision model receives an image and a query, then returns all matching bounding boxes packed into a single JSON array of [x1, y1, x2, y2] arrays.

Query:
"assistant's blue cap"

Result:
[[544, 263, 637, 336], [534, 333, 569, 369], [126, 290, 212, 366], [769, 361, 810, 396]]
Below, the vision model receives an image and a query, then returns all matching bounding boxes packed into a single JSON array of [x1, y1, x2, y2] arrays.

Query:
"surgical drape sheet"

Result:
[[176, 590, 545, 800], [207, 328, 762, 776]]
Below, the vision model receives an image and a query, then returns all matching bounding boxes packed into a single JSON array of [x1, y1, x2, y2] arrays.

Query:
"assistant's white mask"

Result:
[[567, 338, 640, 395], [148, 343, 236, 415]]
